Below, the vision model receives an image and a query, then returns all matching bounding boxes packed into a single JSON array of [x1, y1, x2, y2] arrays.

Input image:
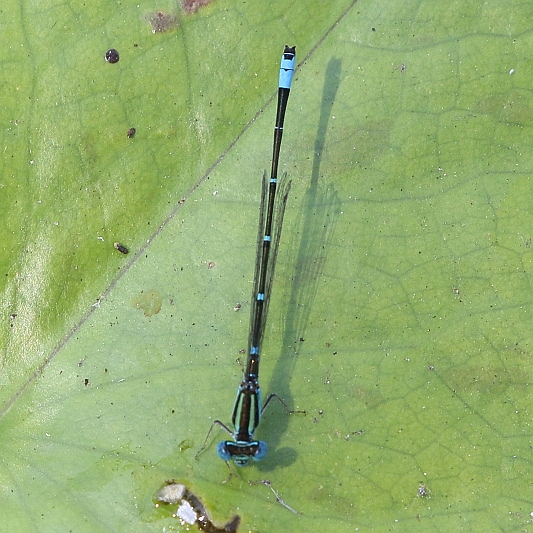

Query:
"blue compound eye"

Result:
[[253, 441, 267, 461], [217, 442, 231, 462]]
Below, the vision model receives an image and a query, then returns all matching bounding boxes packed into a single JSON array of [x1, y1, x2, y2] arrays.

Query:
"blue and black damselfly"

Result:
[[196, 45, 298, 467]]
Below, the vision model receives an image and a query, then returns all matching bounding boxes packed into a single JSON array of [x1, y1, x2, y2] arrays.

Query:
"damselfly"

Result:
[[196, 45, 297, 467]]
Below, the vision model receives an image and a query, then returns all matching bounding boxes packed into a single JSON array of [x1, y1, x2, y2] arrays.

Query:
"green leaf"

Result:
[[2, 0, 533, 531]]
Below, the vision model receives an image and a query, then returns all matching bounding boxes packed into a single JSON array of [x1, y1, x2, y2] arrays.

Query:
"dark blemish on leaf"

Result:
[[127, 127, 136, 138], [418, 484, 430, 497], [182, 0, 214, 14], [114, 242, 129, 254], [154, 481, 240, 531], [145, 11, 178, 33], [84, 378, 89, 386], [207, 261, 215, 269], [105, 49, 120, 63]]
